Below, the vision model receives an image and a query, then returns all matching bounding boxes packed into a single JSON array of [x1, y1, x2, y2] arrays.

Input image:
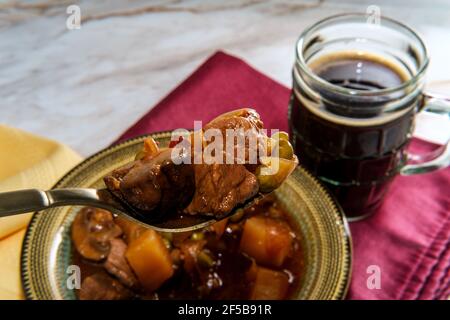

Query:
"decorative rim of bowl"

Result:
[[21, 132, 352, 300]]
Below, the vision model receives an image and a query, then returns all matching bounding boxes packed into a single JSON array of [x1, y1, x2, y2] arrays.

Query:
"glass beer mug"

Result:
[[289, 14, 450, 220]]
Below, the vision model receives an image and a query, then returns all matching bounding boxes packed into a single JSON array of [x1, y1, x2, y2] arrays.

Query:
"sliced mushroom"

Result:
[[71, 207, 122, 261]]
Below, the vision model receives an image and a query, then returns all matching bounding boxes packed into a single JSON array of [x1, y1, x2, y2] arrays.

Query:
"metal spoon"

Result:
[[0, 188, 264, 233]]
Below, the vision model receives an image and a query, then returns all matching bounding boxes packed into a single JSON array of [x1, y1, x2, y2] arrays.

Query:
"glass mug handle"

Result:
[[400, 93, 450, 175]]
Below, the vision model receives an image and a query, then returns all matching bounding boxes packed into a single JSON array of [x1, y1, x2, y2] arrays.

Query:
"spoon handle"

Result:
[[0, 188, 104, 217]]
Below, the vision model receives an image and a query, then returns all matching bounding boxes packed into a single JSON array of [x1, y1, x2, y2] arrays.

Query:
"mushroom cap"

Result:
[[71, 207, 122, 261]]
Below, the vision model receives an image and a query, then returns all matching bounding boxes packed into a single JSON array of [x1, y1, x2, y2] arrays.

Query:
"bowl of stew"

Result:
[[21, 132, 352, 300]]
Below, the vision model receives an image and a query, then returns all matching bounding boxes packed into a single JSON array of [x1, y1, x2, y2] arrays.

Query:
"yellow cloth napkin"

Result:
[[0, 125, 82, 299]]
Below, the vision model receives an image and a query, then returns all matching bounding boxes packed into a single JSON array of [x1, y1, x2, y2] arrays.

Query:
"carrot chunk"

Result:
[[125, 229, 173, 292], [250, 266, 289, 300], [239, 216, 293, 267], [209, 218, 229, 238]]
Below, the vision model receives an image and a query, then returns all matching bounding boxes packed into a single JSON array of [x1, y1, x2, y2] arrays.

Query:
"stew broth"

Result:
[[72, 195, 304, 300]]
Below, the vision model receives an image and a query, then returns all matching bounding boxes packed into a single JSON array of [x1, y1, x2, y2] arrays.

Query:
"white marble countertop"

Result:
[[1, 0, 449, 156]]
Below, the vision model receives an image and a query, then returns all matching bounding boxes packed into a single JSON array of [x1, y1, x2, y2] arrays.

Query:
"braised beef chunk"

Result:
[[103, 108, 297, 220], [185, 163, 259, 218], [71, 207, 122, 261], [79, 272, 134, 300], [104, 238, 138, 289], [204, 109, 263, 133], [159, 159, 196, 214], [204, 109, 265, 166], [104, 148, 195, 216]]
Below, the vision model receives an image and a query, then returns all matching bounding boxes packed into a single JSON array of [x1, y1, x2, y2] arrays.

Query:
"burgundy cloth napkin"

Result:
[[118, 51, 450, 300]]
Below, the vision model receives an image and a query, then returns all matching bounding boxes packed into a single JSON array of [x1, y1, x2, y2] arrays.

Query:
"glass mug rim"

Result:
[[295, 13, 430, 98]]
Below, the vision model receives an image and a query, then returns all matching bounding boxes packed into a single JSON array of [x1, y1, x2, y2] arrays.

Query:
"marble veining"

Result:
[[1, 0, 449, 156]]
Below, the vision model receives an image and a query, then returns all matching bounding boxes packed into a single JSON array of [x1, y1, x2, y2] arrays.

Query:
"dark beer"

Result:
[[289, 51, 421, 219]]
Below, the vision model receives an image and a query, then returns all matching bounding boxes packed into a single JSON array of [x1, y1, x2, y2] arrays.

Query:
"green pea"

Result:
[[191, 232, 204, 241], [161, 232, 173, 242], [162, 237, 172, 250]]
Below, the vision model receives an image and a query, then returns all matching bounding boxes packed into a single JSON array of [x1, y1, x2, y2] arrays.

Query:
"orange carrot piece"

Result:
[[125, 229, 173, 292], [240, 216, 292, 267], [250, 266, 289, 300]]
